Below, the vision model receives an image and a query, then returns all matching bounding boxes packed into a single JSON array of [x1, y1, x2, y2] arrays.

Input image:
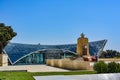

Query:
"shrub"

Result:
[[93, 61, 108, 73], [116, 63, 120, 72], [108, 62, 117, 73], [94, 61, 120, 73], [108, 62, 120, 73]]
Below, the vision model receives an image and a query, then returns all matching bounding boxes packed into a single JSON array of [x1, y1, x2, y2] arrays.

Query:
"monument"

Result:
[[77, 33, 90, 57]]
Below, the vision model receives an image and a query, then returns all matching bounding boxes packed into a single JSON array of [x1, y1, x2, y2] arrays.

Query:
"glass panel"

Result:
[[4, 40, 107, 64], [15, 53, 44, 65]]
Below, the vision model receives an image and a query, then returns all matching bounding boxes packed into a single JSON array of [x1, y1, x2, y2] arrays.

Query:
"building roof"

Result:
[[4, 39, 107, 64]]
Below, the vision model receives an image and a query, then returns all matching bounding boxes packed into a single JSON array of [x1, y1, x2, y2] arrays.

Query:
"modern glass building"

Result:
[[4, 40, 107, 65]]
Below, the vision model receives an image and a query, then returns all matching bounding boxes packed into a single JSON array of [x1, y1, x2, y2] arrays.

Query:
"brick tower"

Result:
[[77, 33, 90, 56]]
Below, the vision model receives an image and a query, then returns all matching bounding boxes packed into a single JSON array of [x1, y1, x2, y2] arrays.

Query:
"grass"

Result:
[[31, 71, 96, 76], [0, 71, 96, 80], [0, 72, 33, 80]]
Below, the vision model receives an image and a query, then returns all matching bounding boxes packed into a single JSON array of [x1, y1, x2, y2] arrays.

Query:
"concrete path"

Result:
[[0, 65, 69, 72], [34, 73, 120, 80]]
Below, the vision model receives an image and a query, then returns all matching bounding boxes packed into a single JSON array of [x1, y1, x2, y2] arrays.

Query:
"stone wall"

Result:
[[0, 53, 8, 66], [46, 58, 93, 70]]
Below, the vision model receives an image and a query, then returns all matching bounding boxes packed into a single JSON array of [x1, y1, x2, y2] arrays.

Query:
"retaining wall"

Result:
[[46, 59, 93, 70]]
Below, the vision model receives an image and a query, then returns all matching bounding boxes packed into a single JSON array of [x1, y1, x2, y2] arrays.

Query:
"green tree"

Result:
[[0, 23, 17, 53], [100, 50, 120, 58]]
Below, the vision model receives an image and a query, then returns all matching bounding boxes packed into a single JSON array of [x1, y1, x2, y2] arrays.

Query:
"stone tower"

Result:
[[77, 33, 90, 56], [0, 52, 8, 66]]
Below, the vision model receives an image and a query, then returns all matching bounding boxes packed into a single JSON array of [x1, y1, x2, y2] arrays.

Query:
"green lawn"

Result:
[[0, 72, 33, 80], [0, 71, 96, 80]]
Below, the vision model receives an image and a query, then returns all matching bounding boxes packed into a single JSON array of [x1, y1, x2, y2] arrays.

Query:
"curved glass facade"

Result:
[[4, 39, 107, 65], [15, 50, 77, 65], [15, 53, 44, 65]]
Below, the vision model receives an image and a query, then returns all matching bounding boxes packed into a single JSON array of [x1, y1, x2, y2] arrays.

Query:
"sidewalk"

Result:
[[34, 73, 120, 80], [0, 65, 69, 72]]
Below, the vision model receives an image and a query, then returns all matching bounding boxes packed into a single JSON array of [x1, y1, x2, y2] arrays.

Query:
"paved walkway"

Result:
[[34, 73, 120, 80], [0, 65, 69, 72]]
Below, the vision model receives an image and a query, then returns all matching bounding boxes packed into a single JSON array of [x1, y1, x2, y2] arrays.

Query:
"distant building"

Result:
[[3, 34, 107, 65]]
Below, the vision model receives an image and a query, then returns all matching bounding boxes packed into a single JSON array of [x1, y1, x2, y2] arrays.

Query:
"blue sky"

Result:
[[0, 0, 120, 51]]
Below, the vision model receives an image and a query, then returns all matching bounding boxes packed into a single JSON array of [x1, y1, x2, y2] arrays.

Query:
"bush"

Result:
[[94, 61, 120, 73], [108, 62, 117, 73], [108, 62, 120, 73], [116, 63, 120, 72], [93, 61, 108, 73]]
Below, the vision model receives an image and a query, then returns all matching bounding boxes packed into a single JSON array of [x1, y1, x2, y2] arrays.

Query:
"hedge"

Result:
[[94, 61, 120, 73]]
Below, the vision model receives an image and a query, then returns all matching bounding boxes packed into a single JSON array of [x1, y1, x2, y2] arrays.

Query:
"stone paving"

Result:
[[34, 73, 120, 80], [0, 65, 69, 72]]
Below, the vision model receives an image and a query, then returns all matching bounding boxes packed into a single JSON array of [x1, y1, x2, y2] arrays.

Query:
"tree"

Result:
[[0, 23, 17, 53], [100, 50, 120, 58]]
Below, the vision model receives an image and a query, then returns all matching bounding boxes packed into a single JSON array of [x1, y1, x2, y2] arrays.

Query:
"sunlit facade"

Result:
[[4, 40, 107, 65]]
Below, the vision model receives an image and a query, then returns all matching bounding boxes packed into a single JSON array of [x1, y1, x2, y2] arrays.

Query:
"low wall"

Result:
[[46, 59, 92, 70], [0, 53, 8, 66], [72, 61, 89, 70], [46, 59, 64, 67]]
